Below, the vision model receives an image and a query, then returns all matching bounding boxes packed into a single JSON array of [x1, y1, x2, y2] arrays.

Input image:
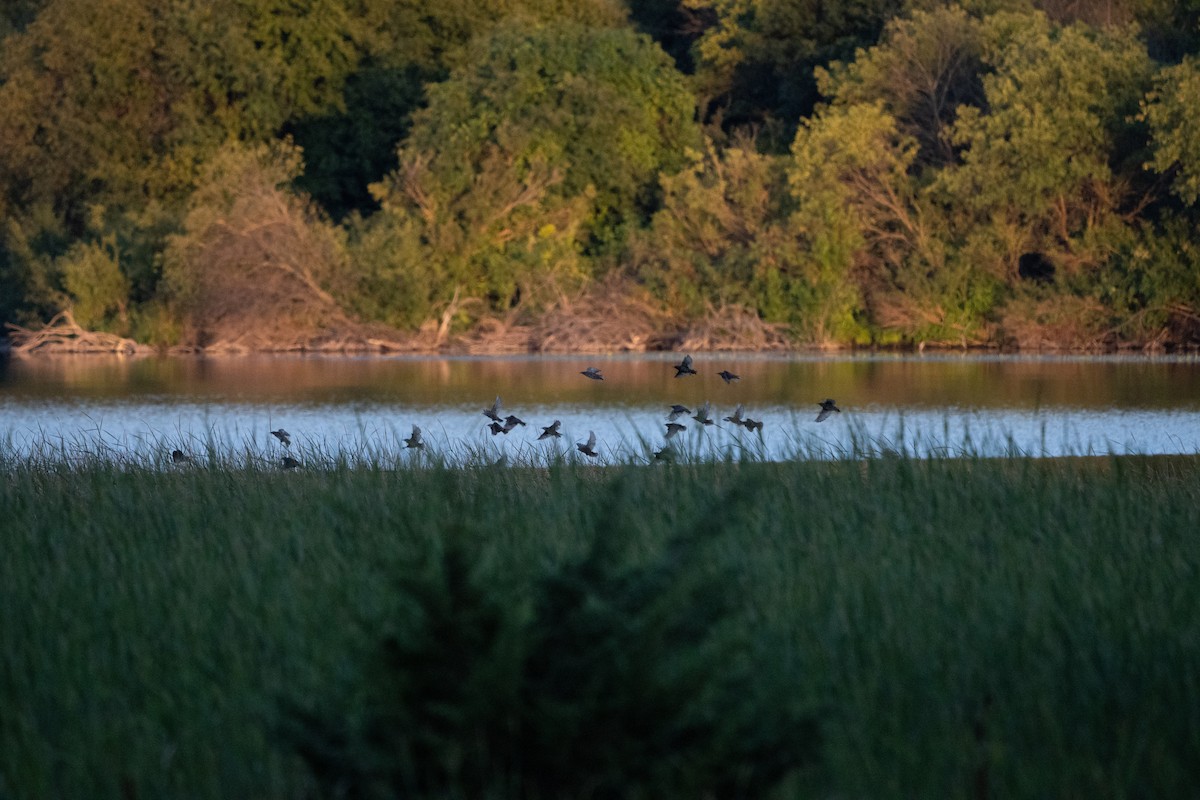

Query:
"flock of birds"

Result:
[[169, 354, 842, 467]]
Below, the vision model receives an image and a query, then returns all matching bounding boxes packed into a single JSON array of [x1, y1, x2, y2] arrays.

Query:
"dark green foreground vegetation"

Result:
[[3, 455, 1200, 798], [4, 0, 1200, 350]]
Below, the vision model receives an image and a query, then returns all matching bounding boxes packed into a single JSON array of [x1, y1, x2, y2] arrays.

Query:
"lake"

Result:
[[2, 352, 1199, 464]]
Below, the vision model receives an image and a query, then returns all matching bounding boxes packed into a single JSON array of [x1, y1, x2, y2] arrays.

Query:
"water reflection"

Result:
[[2, 353, 1199, 462]]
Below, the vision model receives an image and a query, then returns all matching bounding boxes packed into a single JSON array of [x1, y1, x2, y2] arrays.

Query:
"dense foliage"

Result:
[[3, 0, 1200, 349]]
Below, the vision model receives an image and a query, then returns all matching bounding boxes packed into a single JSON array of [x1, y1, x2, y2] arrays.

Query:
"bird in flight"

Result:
[[281, 455, 301, 470], [723, 404, 745, 425], [488, 421, 506, 436], [270, 428, 291, 447], [539, 420, 562, 440], [674, 354, 697, 377], [577, 431, 599, 458], [816, 399, 841, 422], [483, 396, 503, 423], [580, 366, 604, 380], [717, 370, 740, 384], [405, 425, 425, 449], [502, 414, 526, 433], [692, 401, 714, 426], [665, 422, 687, 440], [171, 449, 192, 464], [667, 404, 691, 421], [743, 417, 764, 433]]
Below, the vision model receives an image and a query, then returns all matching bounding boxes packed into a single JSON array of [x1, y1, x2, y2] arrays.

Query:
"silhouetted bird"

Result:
[[171, 449, 192, 464], [577, 431, 599, 458], [674, 354, 697, 377], [816, 399, 841, 422], [692, 401, 714, 426], [581, 366, 604, 380], [488, 421, 506, 436], [667, 404, 691, 421], [665, 422, 687, 440], [405, 425, 425, 449], [723, 404, 746, 425], [503, 414, 526, 433], [270, 428, 291, 447], [717, 370, 740, 384], [483, 396, 503, 422], [654, 446, 675, 462], [539, 420, 562, 440], [743, 418, 764, 433], [281, 455, 300, 470]]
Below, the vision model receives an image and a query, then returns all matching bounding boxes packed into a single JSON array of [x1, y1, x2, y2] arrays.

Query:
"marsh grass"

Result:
[[2, 444, 1200, 798]]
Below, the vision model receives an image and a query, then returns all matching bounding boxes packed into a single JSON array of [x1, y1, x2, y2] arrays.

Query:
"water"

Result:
[[2, 352, 1199, 464]]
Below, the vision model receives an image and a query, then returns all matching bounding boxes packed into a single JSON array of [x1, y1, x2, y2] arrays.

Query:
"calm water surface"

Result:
[[2, 353, 1199, 463]]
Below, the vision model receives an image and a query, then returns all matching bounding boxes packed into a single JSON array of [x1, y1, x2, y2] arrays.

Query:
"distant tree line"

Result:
[[2, 0, 1199, 350]]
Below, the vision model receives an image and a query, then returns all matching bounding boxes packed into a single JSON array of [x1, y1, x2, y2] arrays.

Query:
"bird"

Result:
[[653, 446, 675, 462], [281, 455, 300, 470], [743, 418, 764, 433], [723, 404, 746, 425], [270, 428, 291, 447], [502, 414, 526, 433], [665, 422, 687, 440], [483, 396, 503, 422], [673, 354, 697, 377], [692, 401, 714, 426], [577, 431, 599, 458], [171, 449, 192, 464], [667, 404, 691, 422], [816, 399, 841, 422], [488, 421, 506, 436], [539, 420, 562, 440], [580, 366, 604, 380], [717, 370, 740, 384], [404, 425, 425, 449]]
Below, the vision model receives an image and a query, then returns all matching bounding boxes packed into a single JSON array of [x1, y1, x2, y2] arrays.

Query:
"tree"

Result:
[[1142, 57, 1200, 206], [361, 21, 701, 327], [933, 13, 1155, 282]]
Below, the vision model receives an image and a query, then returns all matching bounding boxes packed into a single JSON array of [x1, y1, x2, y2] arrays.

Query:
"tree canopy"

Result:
[[2, 0, 1200, 350]]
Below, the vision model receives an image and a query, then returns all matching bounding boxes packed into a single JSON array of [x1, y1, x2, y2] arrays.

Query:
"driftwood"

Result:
[[4, 310, 151, 356]]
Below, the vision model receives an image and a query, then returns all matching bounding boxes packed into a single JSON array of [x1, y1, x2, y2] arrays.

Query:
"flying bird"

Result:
[[404, 425, 425, 449], [743, 418, 764, 433], [723, 404, 746, 425], [483, 396, 504, 422], [665, 422, 687, 440], [171, 449, 192, 464], [667, 404, 691, 422], [270, 428, 291, 447], [488, 421, 506, 436], [502, 414, 527, 433], [654, 446, 675, 462], [539, 420, 563, 440], [717, 370, 740, 384], [281, 455, 301, 470], [673, 354, 697, 378], [816, 399, 841, 422], [692, 401, 714, 426], [580, 366, 604, 380], [577, 431, 599, 458]]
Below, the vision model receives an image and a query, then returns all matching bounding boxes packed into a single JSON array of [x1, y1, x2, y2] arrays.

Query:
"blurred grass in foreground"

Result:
[[2, 453, 1200, 798]]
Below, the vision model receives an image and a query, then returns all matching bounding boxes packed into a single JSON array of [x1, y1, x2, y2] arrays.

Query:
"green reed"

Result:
[[2, 449, 1199, 798]]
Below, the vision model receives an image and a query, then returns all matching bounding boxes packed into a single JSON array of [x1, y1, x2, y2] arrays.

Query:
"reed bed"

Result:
[[2, 446, 1199, 798]]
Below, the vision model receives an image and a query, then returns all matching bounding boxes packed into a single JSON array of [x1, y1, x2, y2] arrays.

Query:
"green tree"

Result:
[[683, 0, 907, 142], [1142, 57, 1200, 206], [934, 13, 1155, 282], [362, 21, 701, 327]]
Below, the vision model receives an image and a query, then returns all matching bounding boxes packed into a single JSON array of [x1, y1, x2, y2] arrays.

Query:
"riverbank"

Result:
[[4, 454, 1199, 798]]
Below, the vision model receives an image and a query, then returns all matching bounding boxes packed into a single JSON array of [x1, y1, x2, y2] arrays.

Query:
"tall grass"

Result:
[[2, 449, 1200, 798]]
